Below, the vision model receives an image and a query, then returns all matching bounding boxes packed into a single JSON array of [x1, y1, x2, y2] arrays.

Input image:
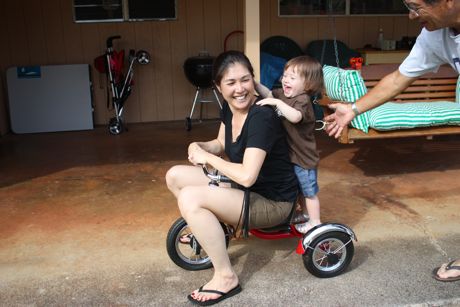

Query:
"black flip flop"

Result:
[[432, 260, 460, 282], [187, 284, 242, 306]]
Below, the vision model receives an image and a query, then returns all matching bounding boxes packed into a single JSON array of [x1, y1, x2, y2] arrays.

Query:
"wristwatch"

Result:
[[351, 103, 360, 116]]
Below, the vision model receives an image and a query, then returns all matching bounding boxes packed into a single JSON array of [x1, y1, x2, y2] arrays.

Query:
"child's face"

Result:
[[281, 66, 305, 98]]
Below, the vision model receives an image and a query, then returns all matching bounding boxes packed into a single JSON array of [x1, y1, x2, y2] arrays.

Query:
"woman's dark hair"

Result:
[[212, 50, 254, 85]]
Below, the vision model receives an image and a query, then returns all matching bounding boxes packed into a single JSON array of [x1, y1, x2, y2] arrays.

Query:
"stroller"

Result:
[[97, 36, 150, 135]]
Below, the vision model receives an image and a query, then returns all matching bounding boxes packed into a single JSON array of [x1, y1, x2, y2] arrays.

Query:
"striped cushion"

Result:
[[368, 101, 460, 131], [322, 65, 369, 132], [323, 65, 367, 102]]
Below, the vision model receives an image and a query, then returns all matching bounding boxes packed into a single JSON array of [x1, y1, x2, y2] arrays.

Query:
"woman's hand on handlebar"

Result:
[[188, 142, 200, 156], [188, 142, 209, 166]]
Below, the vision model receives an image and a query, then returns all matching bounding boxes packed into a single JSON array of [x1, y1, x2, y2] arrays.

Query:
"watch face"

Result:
[[352, 103, 360, 115]]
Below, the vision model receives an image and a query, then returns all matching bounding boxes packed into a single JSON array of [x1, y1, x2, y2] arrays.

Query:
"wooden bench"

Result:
[[320, 64, 458, 144]]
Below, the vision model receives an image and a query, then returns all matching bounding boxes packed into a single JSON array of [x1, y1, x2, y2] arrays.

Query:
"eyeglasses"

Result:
[[402, 1, 421, 17]]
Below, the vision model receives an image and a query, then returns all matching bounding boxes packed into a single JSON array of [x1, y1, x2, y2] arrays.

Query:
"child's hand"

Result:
[[256, 98, 278, 107]]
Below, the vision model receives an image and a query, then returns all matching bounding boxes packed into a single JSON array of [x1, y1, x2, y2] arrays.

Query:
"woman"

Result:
[[165, 50, 298, 305]]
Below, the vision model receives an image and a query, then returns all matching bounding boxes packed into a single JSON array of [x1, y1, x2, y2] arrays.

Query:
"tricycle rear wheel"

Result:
[[302, 231, 354, 278]]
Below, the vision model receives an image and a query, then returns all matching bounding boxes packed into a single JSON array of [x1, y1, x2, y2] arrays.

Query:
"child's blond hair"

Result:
[[284, 55, 324, 96]]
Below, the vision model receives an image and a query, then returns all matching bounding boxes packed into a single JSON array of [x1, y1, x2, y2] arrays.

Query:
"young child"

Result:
[[256, 55, 324, 233]]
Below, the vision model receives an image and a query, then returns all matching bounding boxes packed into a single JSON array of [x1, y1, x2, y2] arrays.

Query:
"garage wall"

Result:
[[260, 0, 422, 51], [0, 0, 245, 135], [0, 0, 421, 135]]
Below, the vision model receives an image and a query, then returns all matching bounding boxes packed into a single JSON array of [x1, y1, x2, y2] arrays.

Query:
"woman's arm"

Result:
[[207, 147, 265, 187], [188, 124, 225, 156], [189, 146, 266, 188], [188, 122, 265, 187]]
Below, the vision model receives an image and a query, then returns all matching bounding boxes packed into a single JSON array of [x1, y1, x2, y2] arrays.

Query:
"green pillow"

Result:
[[368, 101, 460, 131], [322, 65, 369, 132], [351, 111, 370, 133], [323, 65, 367, 102]]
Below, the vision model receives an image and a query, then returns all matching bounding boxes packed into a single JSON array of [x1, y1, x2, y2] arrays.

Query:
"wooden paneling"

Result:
[[23, 0, 48, 65], [5, 2, 29, 66], [134, 22, 156, 123], [221, 0, 244, 51], [348, 17, 365, 49], [0, 73, 8, 135], [170, 0, 191, 120], [0, 0, 423, 134], [42, 0, 67, 64], [261, 3, 422, 51], [81, 23, 108, 125], [0, 1, 11, 134], [268, 0, 288, 36], [259, 0, 270, 42], [202, 0, 223, 119], [152, 22, 175, 122], [392, 16, 409, 41], [61, 0, 85, 64]]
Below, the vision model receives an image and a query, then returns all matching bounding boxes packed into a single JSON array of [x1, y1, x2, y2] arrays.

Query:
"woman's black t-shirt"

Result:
[[221, 101, 298, 202]]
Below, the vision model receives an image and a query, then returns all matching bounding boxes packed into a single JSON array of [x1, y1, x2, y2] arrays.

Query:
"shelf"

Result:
[[358, 50, 410, 65]]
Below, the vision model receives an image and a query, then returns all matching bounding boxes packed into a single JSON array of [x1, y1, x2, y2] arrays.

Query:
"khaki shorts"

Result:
[[248, 192, 294, 229]]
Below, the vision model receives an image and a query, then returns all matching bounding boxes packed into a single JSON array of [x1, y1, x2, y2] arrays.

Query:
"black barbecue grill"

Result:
[[183, 53, 222, 131]]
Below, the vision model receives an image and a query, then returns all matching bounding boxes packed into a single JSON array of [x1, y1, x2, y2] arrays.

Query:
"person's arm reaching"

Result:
[[255, 82, 273, 98], [324, 69, 417, 139], [254, 82, 302, 123], [256, 98, 302, 124]]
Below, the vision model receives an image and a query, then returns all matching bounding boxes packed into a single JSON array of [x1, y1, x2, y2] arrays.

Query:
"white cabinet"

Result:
[[7, 64, 93, 133]]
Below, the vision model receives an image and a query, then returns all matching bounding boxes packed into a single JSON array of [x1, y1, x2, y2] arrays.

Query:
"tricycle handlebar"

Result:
[[201, 164, 232, 186]]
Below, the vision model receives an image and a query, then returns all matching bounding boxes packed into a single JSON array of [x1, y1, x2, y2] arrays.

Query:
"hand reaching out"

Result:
[[256, 98, 279, 107], [324, 103, 355, 139]]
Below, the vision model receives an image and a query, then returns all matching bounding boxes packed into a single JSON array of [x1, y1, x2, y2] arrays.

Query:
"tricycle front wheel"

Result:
[[166, 217, 231, 271]]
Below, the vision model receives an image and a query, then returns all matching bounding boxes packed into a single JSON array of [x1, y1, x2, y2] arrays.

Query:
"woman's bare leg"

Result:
[[177, 185, 245, 303], [165, 165, 208, 197]]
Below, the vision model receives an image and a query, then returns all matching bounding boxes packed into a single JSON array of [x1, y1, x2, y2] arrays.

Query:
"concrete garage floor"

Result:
[[0, 120, 459, 306]]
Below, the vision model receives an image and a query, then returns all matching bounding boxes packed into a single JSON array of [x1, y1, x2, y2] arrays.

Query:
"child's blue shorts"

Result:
[[293, 165, 319, 198]]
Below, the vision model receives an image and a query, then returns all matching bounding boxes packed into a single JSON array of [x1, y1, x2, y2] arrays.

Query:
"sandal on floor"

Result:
[[432, 260, 460, 282], [179, 233, 193, 244], [187, 284, 242, 306]]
